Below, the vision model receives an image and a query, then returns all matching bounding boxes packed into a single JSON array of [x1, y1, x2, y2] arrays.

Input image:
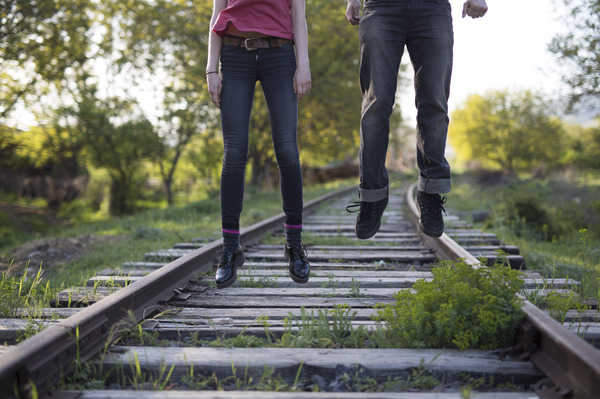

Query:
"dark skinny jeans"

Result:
[[219, 43, 303, 232]]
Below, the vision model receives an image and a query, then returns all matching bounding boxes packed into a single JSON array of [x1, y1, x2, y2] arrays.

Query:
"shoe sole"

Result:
[[418, 221, 443, 238], [289, 270, 309, 284], [215, 252, 245, 289], [284, 250, 309, 284], [355, 221, 381, 240]]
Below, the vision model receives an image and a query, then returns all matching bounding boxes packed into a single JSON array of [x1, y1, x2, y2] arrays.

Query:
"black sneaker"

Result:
[[284, 244, 310, 284], [346, 197, 389, 239], [416, 191, 447, 238], [215, 246, 245, 289]]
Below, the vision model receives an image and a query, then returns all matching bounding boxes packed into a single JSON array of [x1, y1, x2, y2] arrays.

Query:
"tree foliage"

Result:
[[549, 0, 600, 112], [299, 0, 363, 166], [99, 0, 222, 200], [73, 88, 160, 215], [0, 0, 97, 121], [449, 90, 566, 173], [562, 121, 600, 170], [0, 124, 83, 176], [0, 0, 403, 211], [101, 0, 366, 190]]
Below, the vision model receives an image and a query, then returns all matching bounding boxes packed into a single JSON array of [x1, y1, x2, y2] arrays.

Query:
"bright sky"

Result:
[[399, 0, 575, 122]]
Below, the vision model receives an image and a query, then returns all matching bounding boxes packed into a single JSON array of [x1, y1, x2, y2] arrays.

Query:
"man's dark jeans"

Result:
[[219, 43, 303, 230], [358, 0, 454, 201]]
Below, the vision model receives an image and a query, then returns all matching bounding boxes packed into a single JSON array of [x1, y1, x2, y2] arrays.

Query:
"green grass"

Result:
[[0, 210, 42, 251], [0, 179, 355, 315], [0, 264, 52, 319], [4, 168, 598, 334], [447, 170, 600, 301]]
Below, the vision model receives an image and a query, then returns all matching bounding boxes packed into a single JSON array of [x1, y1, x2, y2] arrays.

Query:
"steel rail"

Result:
[[0, 186, 355, 398], [405, 182, 600, 399]]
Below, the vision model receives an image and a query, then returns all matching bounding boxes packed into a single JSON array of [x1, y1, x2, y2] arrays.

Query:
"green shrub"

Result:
[[373, 261, 524, 350], [510, 195, 553, 235]]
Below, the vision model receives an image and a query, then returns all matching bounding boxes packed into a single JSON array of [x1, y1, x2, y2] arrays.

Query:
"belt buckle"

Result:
[[244, 38, 258, 51]]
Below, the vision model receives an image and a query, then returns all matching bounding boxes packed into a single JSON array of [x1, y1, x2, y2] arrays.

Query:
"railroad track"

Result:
[[1, 183, 599, 398]]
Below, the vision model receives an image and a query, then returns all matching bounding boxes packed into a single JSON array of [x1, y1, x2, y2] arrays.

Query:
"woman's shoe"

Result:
[[215, 246, 245, 289], [284, 244, 310, 284]]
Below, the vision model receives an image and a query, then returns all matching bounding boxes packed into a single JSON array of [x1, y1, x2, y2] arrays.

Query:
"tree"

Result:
[[563, 120, 600, 170], [295, 0, 365, 166], [99, 0, 369, 192], [99, 0, 218, 202], [185, 132, 223, 198], [1, 0, 405, 209], [0, 0, 97, 121], [549, 0, 600, 113], [74, 88, 160, 216], [0, 121, 87, 209], [449, 90, 566, 174]]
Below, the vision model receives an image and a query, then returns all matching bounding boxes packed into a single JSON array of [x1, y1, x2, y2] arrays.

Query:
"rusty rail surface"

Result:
[[405, 182, 600, 399]]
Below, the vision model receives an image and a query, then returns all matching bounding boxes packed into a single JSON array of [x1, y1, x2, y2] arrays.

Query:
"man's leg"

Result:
[[351, 1, 406, 239], [407, 0, 454, 236]]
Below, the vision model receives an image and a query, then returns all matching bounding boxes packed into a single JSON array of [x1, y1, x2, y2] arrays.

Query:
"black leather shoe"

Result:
[[215, 246, 245, 289], [284, 244, 310, 284]]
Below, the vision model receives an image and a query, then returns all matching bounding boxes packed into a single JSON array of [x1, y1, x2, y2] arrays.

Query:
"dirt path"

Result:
[[0, 201, 64, 233], [0, 202, 121, 275]]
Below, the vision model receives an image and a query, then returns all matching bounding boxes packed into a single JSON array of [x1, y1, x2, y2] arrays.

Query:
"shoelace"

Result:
[[346, 200, 386, 218], [217, 250, 235, 268], [419, 196, 447, 220], [346, 201, 361, 213], [288, 246, 308, 261]]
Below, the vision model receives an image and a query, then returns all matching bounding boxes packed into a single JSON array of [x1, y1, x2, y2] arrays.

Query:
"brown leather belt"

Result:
[[222, 34, 293, 51]]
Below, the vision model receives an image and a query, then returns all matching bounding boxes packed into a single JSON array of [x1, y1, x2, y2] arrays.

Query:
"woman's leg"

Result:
[[219, 45, 258, 251], [259, 44, 303, 247], [259, 44, 309, 283]]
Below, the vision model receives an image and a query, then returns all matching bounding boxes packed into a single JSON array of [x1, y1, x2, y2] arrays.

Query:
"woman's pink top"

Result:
[[212, 0, 294, 40]]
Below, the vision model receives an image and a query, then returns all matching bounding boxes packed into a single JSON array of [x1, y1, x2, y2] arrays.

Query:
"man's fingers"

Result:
[[345, 3, 360, 25], [346, 13, 359, 25], [462, 1, 488, 18]]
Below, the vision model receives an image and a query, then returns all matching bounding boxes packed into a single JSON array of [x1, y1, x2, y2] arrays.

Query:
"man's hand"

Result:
[[462, 0, 488, 18], [346, 0, 361, 25]]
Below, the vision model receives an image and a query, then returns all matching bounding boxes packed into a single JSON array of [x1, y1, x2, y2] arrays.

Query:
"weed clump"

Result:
[[373, 261, 524, 350]]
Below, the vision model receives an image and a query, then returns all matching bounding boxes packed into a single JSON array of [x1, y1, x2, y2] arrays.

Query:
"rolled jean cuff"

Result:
[[358, 185, 389, 202], [417, 177, 451, 194]]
